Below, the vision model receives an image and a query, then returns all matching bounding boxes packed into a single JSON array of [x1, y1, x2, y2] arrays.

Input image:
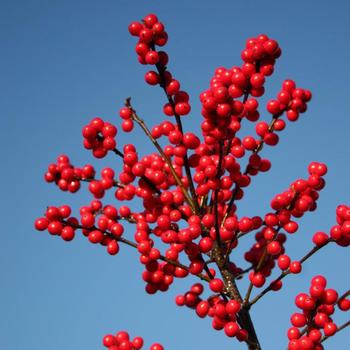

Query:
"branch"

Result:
[[213, 140, 224, 247], [248, 241, 332, 306], [125, 98, 197, 213], [151, 45, 200, 213], [62, 220, 211, 283]]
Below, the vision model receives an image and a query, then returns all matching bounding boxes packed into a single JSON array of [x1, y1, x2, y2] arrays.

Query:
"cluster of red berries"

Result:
[[34, 205, 77, 241], [44, 154, 95, 193], [35, 200, 129, 255], [287, 276, 346, 350], [82, 117, 118, 158], [128, 14, 191, 117], [244, 162, 328, 288], [175, 283, 249, 340], [251, 81, 311, 152], [45, 154, 122, 199], [102, 331, 164, 350], [86, 166, 121, 199], [141, 260, 187, 294], [199, 34, 280, 145], [266, 80, 312, 121], [79, 200, 124, 255], [330, 204, 350, 247], [35, 13, 349, 350]]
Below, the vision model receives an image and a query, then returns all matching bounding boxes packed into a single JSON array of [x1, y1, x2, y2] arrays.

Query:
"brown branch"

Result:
[[151, 45, 200, 213], [213, 140, 224, 247], [125, 98, 196, 213], [248, 241, 332, 306], [62, 220, 210, 282]]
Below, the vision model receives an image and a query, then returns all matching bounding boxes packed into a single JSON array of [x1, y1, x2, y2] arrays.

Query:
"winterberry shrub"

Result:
[[35, 13, 349, 350]]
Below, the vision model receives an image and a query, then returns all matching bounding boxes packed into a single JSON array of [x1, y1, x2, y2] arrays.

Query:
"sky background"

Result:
[[1, 0, 349, 349]]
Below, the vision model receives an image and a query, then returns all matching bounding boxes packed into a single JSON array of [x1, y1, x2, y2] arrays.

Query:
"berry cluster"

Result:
[[82, 117, 118, 158], [44, 154, 125, 199], [199, 34, 281, 145], [129, 14, 191, 117], [267, 80, 312, 122], [244, 161, 327, 288], [35, 205, 76, 241], [35, 13, 349, 350], [103, 331, 164, 350], [79, 200, 125, 255], [331, 204, 350, 247], [287, 276, 348, 350], [44, 154, 95, 193], [176, 283, 248, 340]]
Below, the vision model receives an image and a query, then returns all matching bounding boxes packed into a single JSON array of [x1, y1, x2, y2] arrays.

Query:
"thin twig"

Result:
[[125, 98, 196, 212], [248, 241, 332, 306]]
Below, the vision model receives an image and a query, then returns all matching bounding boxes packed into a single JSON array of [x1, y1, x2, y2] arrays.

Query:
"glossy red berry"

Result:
[[209, 278, 224, 293], [224, 322, 239, 337]]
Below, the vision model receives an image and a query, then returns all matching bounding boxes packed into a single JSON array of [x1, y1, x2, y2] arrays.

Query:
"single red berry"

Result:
[[150, 343, 164, 350], [226, 299, 241, 314], [196, 300, 210, 318], [267, 100, 281, 114], [35, 217, 49, 231], [175, 102, 191, 116], [128, 22, 143, 36], [103, 334, 116, 347], [209, 278, 224, 293], [312, 231, 329, 246], [289, 261, 302, 274], [61, 226, 75, 241], [224, 322, 239, 337], [323, 322, 337, 336], [290, 312, 307, 327], [145, 50, 159, 64]]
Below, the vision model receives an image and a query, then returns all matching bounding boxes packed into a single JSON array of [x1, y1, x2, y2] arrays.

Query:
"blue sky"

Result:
[[1, 0, 349, 349]]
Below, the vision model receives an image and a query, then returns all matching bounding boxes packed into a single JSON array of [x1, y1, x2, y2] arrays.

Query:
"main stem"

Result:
[[212, 244, 261, 349]]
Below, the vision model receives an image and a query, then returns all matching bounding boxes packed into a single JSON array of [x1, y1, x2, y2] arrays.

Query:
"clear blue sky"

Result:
[[1, 0, 349, 349]]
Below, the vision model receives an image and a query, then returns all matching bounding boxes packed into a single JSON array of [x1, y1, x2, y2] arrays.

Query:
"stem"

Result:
[[211, 244, 262, 350], [63, 220, 210, 282], [222, 108, 285, 231], [243, 191, 301, 304], [125, 98, 196, 213], [213, 141, 224, 247], [338, 289, 350, 301], [113, 148, 124, 158], [248, 241, 332, 306], [152, 51, 200, 213]]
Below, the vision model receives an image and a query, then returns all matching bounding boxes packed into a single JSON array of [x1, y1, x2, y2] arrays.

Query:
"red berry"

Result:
[[267, 100, 281, 114], [145, 50, 159, 65], [209, 278, 224, 293], [224, 322, 239, 337], [289, 261, 302, 274], [103, 334, 116, 347], [196, 300, 210, 318], [290, 312, 307, 327], [35, 217, 49, 231], [278, 254, 291, 270], [128, 22, 143, 36], [175, 102, 191, 116], [226, 300, 241, 314], [323, 322, 337, 336]]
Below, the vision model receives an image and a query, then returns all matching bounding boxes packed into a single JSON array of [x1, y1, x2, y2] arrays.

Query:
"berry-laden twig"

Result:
[[34, 12, 349, 350]]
